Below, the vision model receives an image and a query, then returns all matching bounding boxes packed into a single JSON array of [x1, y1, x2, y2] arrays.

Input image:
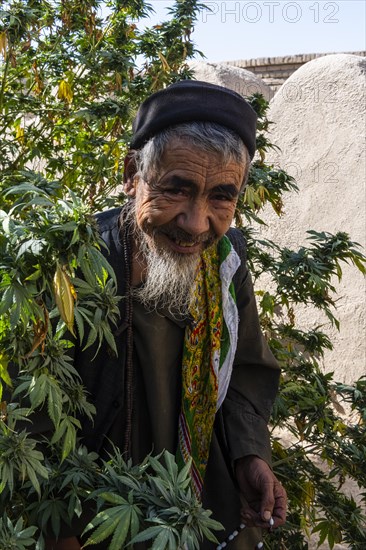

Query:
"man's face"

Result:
[[132, 138, 246, 256]]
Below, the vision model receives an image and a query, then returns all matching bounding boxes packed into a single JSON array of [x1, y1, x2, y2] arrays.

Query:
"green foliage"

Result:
[[0, 443, 222, 548], [0, 0, 199, 210], [1, 1, 366, 549], [0, 516, 37, 550], [82, 449, 222, 549]]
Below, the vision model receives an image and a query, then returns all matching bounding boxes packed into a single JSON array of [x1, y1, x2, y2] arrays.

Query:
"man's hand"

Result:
[[235, 455, 287, 529]]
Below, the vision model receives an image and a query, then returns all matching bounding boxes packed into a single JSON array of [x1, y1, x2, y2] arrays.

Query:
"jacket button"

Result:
[[112, 400, 120, 408]]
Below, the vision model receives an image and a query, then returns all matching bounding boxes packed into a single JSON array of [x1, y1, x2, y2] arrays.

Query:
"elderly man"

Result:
[[47, 81, 287, 549]]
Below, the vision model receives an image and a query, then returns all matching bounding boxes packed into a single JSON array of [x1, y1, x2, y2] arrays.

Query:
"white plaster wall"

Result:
[[188, 60, 274, 101], [259, 54, 366, 385]]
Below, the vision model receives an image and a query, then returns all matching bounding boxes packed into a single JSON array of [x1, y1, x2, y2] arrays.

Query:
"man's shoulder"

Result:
[[226, 227, 247, 260], [224, 227, 248, 290], [94, 206, 122, 234], [93, 207, 125, 260]]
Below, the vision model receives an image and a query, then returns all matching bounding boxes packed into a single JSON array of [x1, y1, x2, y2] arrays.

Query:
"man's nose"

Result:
[[176, 200, 210, 236]]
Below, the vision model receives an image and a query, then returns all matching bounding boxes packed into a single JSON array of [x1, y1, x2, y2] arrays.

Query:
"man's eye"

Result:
[[211, 193, 233, 202], [163, 188, 188, 196]]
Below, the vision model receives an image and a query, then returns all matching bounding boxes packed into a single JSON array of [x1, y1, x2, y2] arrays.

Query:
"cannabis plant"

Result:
[[1, 1, 365, 549]]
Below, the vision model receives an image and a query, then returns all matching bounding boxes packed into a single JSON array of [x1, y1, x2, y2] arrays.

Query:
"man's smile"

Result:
[[151, 226, 216, 255]]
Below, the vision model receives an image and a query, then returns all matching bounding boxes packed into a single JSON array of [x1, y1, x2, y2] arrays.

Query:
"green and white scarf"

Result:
[[177, 235, 240, 498]]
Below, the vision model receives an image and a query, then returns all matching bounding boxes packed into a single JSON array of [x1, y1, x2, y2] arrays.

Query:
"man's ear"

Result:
[[123, 150, 138, 197]]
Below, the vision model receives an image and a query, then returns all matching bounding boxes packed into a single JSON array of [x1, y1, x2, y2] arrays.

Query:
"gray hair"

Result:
[[134, 121, 251, 189]]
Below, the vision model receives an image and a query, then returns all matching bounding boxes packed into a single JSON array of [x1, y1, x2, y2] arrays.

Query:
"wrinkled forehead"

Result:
[[159, 137, 239, 166], [139, 127, 248, 170]]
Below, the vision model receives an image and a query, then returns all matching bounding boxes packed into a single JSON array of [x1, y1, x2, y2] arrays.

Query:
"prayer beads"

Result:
[[216, 516, 274, 549]]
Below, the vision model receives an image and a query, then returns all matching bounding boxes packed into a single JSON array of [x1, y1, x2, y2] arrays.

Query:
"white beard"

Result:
[[132, 241, 200, 317], [128, 204, 201, 318]]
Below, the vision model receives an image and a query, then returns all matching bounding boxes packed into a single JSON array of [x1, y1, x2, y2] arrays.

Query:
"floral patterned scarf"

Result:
[[177, 235, 240, 498]]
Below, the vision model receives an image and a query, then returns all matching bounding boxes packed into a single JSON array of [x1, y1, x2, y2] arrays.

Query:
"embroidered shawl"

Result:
[[177, 235, 240, 498]]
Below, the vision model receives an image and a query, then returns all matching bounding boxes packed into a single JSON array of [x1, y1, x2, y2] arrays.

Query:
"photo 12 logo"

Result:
[[280, 80, 340, 104], [271, 160, 340, 184], [201, 2, 340, 24]]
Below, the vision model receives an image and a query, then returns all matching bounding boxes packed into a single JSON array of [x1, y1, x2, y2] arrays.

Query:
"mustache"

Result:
[[152, 224, 217, 246]]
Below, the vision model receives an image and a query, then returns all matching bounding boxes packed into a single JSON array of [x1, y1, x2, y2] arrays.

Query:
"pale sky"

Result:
[[139, 0, 366, 62]]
